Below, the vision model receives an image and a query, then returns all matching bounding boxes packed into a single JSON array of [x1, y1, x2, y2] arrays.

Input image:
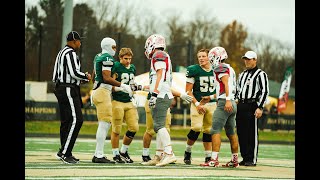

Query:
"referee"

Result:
[[52, 31, 92, 164], [235, 51, 269, 167]]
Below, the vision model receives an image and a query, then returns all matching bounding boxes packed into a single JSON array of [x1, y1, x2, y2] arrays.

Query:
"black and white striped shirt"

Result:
[[235, 66, 269, 109], [52, 45, 87, 86]]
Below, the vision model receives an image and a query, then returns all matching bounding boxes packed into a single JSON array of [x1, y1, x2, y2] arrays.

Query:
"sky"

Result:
[[25, 0, 295, 48]]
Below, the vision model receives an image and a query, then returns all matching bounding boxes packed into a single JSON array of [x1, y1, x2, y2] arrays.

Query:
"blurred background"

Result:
[[25, 0, 295, 131]]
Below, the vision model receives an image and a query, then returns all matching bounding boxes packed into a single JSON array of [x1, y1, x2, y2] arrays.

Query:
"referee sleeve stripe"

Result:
[[66, 52, 87, 80], [257, 72, 269, 107]]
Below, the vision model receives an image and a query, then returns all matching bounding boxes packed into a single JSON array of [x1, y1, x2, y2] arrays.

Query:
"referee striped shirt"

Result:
[[52, 45, 88, 86], [235, 66, 269, 109]]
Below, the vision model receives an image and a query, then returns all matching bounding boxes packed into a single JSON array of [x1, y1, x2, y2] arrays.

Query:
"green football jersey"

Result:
[[186, 64, 216, 102], [111, 61, 136, 102], [93, 52, 115, 83]]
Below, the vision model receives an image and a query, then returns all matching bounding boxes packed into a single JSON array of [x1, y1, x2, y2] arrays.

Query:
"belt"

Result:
[[238, 99, 257, 103], [56, 82, 78, 88]]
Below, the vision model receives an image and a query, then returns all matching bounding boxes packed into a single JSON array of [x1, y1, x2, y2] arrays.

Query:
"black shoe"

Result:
[[120, 152, 134, 163], [205, 157, 211, 163], [56, 152, 79, 162], [61, 156, 77, 164], [244, 162, 256, 166], [239, 161, 246, 166], [183, 151, 191, 165], [142, 155, 151, 162], [92, 156, 115, 163], [55, 152, 63, 160], [113, 155, 125, 163], [71, 155, 80, 162]]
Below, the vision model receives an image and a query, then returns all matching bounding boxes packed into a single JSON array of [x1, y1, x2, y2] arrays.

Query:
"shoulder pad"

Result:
[[151, 51, 168, 61], [214, 64, 229, 73], [185, 65, 198, 77]]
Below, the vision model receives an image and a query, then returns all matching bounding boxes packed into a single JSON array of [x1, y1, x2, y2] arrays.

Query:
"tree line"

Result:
[[25, 0, 295, 89]]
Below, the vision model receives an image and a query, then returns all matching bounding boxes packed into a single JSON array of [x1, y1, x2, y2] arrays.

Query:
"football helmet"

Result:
[[208, 47, 228, 68], [144, 34, 166, 59]]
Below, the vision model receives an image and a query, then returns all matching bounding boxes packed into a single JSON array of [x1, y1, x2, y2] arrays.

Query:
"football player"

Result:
[[91, 38, 132, 164], [183, 48, 217, 165], [200, 47, 239, 168], [140, 34, 177, 167], [110, 47, 142, 163]]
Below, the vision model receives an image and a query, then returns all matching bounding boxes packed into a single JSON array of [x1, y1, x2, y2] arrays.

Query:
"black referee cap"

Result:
[[66, 31, 83, 41]]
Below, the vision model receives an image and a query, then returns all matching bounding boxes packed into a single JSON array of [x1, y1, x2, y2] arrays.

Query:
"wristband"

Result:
[[226, 97, 231, 100], [195, 102, 200, 107], [210, 95, 215, 100], [151, 92, 158, 97]]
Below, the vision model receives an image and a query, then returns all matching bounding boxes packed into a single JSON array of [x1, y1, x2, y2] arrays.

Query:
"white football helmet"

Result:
[[208, 47, 228, 68], [144, 34, 166, 59]]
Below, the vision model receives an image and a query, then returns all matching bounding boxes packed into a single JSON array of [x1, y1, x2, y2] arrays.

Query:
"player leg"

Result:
[[111, 100, 125, 163], [141, 100, 154, 162], [202, 103, 216, 163], [184, 103, 201, 165], [92, 88, 114, 163], [224, 101, 239, 168], [153, 96, 177, 167], [119, 102, 139, 163]]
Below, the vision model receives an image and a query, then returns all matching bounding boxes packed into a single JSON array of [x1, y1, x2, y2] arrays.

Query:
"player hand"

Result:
[[200, 96, 211, 105], [85, 72, 92, 81], [180, 92, 193, 103], [130, 82, 143, 91], [149, 92, 158, 108], [120, 84, 133, 97], [196, 105, 206, 114]]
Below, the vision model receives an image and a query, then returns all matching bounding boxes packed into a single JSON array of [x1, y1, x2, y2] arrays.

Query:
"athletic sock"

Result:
[[211, 151, 219, 160], [186, 144, 192, 153], [120, 144, 129, 154], [112, 148, 120, 157], [142, 148, 150, 156], [94, 121, 111, 158]]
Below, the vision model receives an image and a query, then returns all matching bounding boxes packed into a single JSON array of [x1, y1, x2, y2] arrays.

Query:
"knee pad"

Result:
[[125, 130, 136, 139], [202, 133, 212, 142], [187, 129, 200, 141]]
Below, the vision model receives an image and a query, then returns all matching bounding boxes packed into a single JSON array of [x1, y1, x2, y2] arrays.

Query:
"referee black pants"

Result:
[[236, 102, 259, 164], [54, 85, 83, 157]]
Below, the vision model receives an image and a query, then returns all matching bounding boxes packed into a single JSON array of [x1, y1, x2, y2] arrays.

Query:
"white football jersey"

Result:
[[213, 63, 236, 100], [149, 50, 173, 99]]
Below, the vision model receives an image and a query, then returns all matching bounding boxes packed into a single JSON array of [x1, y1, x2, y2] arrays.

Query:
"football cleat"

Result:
[[120, 151, 134, 163], [200, 158, 220, 167], [155, 153, 177, 167], [142, 155, 152, 162], [141, 155, 161, 166], [224, 160, 239, 168], [183, 151, 192, 165]]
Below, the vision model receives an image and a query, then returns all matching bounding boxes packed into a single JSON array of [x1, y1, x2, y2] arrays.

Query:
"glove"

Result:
[[149, 92, 158, 108], [130, 83, 143, 91], [180, 92, 193, 103], [120, 84, 133, 97], [114, 86, 124, 92]]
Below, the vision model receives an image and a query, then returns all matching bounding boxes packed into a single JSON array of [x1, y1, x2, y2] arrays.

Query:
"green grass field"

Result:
[[25, 137, 295, 179], [25, 120, 295, 179], [25, 121, 295, 144]]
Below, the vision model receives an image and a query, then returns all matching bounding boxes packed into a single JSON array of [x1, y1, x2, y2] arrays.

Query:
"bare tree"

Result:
[[219, 20, 248, 75]]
